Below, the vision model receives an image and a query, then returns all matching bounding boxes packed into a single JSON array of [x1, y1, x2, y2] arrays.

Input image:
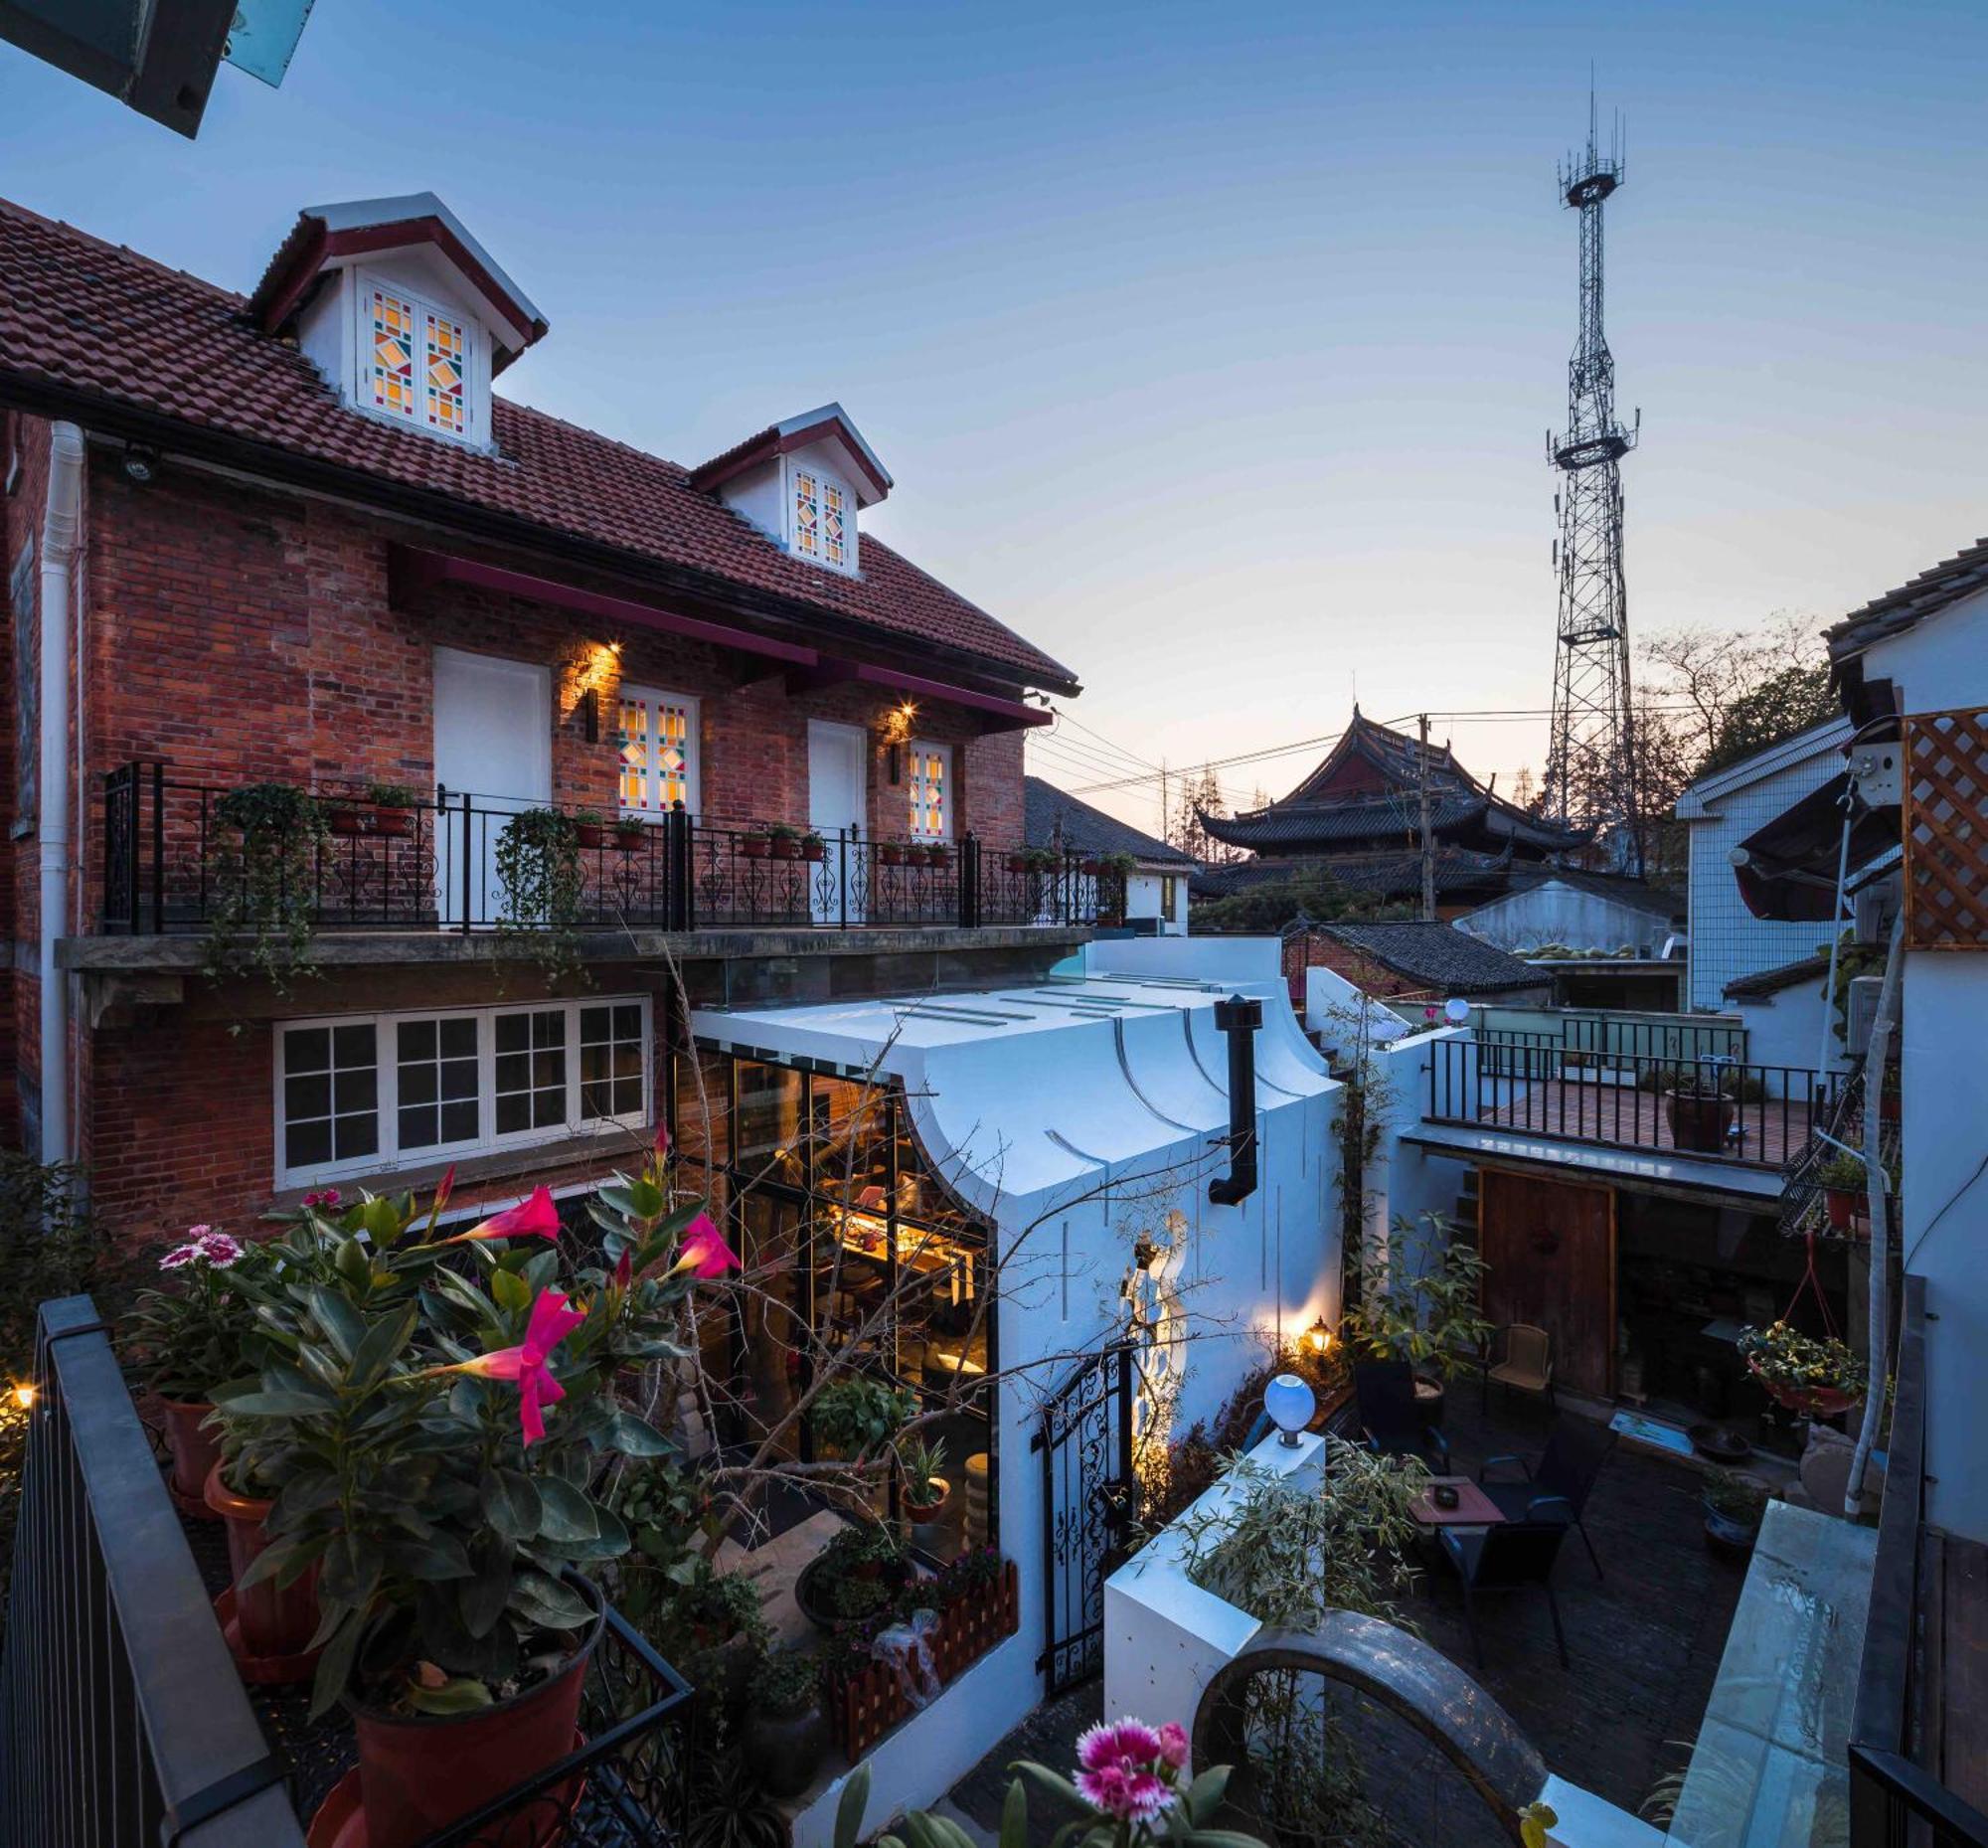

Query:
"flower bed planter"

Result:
[[742, 836, 771, 861], [878, 845, 905, 867], [1666, 1090, 1737, 1153], [371, 805, 415, 840], [825, 1558, 1018, 1760], [613, 825, 646, 853], [771, 837, 801, 862]]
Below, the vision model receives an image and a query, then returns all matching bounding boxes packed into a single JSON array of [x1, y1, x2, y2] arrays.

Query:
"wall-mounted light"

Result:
[[1303, 1315, 1333, 1359], [121, 445, 159, 485]]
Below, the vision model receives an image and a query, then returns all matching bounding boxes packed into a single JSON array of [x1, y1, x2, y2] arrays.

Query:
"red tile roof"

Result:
[[0, 196, 1077, 692]]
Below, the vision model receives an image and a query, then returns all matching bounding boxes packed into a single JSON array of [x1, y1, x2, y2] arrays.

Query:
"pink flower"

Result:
[[187, 1223, 213, 1239], [195, 1231, 244, 1268], [671, 1213, 739, 1279], [446, 1289, 586, 1446], [1077, 1720, 1164, 1772], [432, 1165, 456, 1215], [158, 1244, 199, 1271], [302, 1188, 342, 1210], [1156, 1722, 1189, 1770], [613, 1246, 634, 1290], [443, 1185, 561, 1246], [653, 1120, 671, 1162]]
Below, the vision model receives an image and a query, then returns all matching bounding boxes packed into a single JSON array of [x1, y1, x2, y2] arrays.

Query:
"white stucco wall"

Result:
[[1124, 869, 1189, 934], [1677, 721, 1852, 1011], [1860, 588, 1988, 1545], [1729, 978, 1833, 1080]]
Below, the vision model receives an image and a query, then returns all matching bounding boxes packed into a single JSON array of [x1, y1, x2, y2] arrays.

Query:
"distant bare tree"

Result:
[[1169, 763, 1238, 865]]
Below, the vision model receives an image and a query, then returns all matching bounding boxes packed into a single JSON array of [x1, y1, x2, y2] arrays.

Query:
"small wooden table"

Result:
[[1409, 1476, 1507, 1529]]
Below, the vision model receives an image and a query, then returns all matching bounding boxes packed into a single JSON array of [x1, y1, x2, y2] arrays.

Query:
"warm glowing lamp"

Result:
[[1263, 1373, 1315, 1448], [1304, 1315, 1333, 1358], [11, 1381, 37, 1411]]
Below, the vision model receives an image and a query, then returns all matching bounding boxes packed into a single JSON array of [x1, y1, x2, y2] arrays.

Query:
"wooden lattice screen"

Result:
[[1905, 706, 1988, 949]]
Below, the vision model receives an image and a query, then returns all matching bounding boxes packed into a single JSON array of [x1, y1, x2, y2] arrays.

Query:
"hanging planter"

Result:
[[741, 830, 772, 861], [1738, 1320, 1868, 1419], [613, 820, 647, 853], [801, 831, 826, 863], [878, 842, 906, 867], [364, 784, 421, 840]]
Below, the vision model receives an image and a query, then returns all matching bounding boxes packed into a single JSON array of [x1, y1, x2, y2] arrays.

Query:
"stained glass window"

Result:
[[908, 742, 950, 839], [822, 481, 847, 569], [617, 687, 697, 815], [793, 469, 820, 561], [424, 310, 466, 433], [369, 288, 415, 420]]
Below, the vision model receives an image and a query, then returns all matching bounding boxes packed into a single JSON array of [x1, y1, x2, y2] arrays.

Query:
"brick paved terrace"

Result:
[[952, 1389, 1746, 1835]]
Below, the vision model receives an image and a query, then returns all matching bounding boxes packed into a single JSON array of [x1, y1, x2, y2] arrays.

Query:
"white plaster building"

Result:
[[1675, 717, 1854, 1011], [1025, 776, 1196, 935]]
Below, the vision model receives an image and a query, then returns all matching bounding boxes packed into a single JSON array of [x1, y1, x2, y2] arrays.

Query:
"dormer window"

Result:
[[792, 467, 851, 572], [366, 281, 471, 438]]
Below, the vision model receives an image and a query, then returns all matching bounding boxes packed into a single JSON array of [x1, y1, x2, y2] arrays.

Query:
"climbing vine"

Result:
[[495, 807, 588, 990], [203, 783, 327, 1001]]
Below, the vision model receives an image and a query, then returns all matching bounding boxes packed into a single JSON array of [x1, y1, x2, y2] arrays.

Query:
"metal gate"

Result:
[[1033, 1342, 1138, 1696]]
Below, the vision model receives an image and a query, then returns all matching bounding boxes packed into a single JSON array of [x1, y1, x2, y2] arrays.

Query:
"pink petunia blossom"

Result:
[[1156, 1722, 1189, 1771], [672, 1213, 740, 1279], [443, 1289, 586, 1446], [443, 1184, 561, 1246]]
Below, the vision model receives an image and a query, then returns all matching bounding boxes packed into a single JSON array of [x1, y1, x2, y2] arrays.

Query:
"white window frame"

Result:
[[907, 740, 953, 840], [785, 458, 857, 575], [351, 268, 482, 446], [274, 995, 652, 1189], [616, 684, 700, 819]]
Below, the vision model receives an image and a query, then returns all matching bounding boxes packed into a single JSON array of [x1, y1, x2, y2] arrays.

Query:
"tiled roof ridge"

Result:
[[0, 195, 250, 309]]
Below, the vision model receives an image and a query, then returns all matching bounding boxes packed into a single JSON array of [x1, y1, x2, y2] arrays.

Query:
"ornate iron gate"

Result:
[[1034, 1343, 1138, 1696]]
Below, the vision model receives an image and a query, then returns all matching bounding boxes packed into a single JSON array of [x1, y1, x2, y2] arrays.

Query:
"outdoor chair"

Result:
[[1355, 1360, 1450, 1474], [1437, 1518, 1572, 1670], [1483, 1322, 1557, 1414], [1478, 1417, 1615, 1580]]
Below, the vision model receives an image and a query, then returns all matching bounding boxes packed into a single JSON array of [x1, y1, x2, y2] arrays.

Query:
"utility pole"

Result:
[[1159, 758, 1169, 847], [1417, 714, 1436, 923]]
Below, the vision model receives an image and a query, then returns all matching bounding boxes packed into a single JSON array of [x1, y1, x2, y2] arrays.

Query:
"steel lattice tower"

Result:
[[1543, 97, 1641, 869]]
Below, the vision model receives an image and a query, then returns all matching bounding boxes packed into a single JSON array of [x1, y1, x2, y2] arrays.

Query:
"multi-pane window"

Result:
[[580, 1003, 645, 1120], [792, 468, 851, 571], [367, 281, 471, 438], [397, 1016, 479, 1153], [495, 1009, 568, 1135], [617, 687, 698, 816], [908, 742, 951, 839], [282, 1024, 381, 1173], [276, 998, 649, 1185]]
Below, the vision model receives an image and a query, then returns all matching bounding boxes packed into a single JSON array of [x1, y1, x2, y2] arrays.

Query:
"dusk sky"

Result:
[[5, 1, 1986, 833]]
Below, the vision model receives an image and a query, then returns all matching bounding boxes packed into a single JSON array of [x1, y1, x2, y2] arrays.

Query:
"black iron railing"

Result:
[[1474, 1014, 1747, 1076], [0, 1296, 308, 1846], [1850, 1276, 1988, 1846], [99, 762, 1121, 936], [1427, 1036, 1836, 1168]]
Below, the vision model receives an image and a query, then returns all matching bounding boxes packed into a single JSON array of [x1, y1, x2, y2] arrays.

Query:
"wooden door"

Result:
[[1477, 1168, 1616, 1399]]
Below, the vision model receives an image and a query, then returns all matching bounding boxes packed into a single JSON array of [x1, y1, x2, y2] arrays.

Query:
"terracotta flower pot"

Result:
[[344, 1579, 604, 1848], [802, 839, 826, 862], [878, 845, 905, 867], [158, 1398, 223, 1518], [1825, 1186, 1860, 1232], [742, 837, 771, 861], [327, 806, 368, 838], [1665, 1091, 1736, 1153], [372, 806, 415, 839], [1007, 854, 1030, 875], [770, 837, 800, 861], [905, 1476, 950, 1522], [576, 823, 606, 849], [204, 1461, 321, 1671], [613, 826, 645, 853]]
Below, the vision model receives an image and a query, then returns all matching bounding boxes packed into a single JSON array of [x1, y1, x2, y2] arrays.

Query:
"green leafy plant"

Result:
[[495, 807, 587, 988], [204, 782, 328, 997], [808, 1376, 915, 1458], [1704, 1469, 1768, 1524], [686, 1745, 793, 1848], [1817, 1151, 1868, 1192], [364, 781, 421, 808], [1337, 1211, 1491, 1383], [750, 1647, 821, 1717], [213, 1144, 731, 1718], [1738, 1320, 1869, 1403], [125, 1226, 270, 1402], [897, 1435, 948, 1505]]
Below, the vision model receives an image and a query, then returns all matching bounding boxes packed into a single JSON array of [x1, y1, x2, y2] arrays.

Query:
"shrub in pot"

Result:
[[126, 1226, 269, 1516], [744, 1648, 825, 1798], [204, 782, 327, 995], [808, 1376, 915, 1462], [215, 1144, 735, 1848], [877, 840, 905, 867], [795, 1522, 906, 1630], [741, 828, 772, 861], [1337, 1211, 1491, 1418], [899, 1436, 950, 1522], [801, 830, 826, 863], [365, 782, 422, 839], [572, 808, 610, 849], [1817, 1151, 1869, 1232], [769, 823, 802, 862], [613, 817, 648, 852], [1703, 1469, 1769, 1552], [652, 1561, 767, 1713]]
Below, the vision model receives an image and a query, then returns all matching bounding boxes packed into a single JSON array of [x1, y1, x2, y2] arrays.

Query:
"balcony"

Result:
[[98, 763, 1121, 941], [1426, 1032, 1837, 1170]]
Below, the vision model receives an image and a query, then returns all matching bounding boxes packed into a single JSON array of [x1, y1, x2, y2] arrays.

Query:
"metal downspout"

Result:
[[38, 422, 84, 1166]]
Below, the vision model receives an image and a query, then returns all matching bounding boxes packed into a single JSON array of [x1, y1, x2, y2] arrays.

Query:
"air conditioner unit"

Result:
[[1845, 975, 1883, 1059]]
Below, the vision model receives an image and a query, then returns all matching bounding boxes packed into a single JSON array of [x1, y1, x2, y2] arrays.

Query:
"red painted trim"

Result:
[[389, 546, 819, 667], [691, 416, 892, 503], [845, 662, 1051, 729], [253, 220, 329, 335]]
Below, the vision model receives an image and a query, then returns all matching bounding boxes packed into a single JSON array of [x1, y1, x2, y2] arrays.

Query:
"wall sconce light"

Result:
[[1303, 1315, 1333, 1359], [121, 445, 159, 485], [11, 1380, 36, 1411], [580, 687, 599, 744], [1262, 1373, 1315, 1448]]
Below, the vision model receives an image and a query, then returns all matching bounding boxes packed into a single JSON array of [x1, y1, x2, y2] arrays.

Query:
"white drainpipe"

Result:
[[39, 422, 84, 1166]]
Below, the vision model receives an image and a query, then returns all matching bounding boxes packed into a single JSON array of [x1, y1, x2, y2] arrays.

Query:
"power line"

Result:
[[1041, 704, 1160, 774]]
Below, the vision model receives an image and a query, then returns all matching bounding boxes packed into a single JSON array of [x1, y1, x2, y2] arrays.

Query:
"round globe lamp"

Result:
[[1263, 1373, 1315, 1447]]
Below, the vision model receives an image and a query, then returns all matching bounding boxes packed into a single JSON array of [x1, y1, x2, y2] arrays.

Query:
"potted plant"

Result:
[[1816, 1151, 1869, 1232], [1703, 1469, 1770, 1554], [204, 782, 327, 995], [612, 816, 648, 852], [203, 1446, 323, 1679], [126, 1226, 266, 1519], [1337, 1212, 1491, 1426], [877, 839, 906, 867], [922, 840, 949, 867], [899, 1435, 950, 1522], [794, 1522, 907, 1631], [1656, 1065, 1740, 1153], [658, 1562, 768, 1712], [1738, 1320, 1869, 1420], [801, 829, 826, 863], [743, 1649, 826, 1798], [365, 782, 422, 839], [572, 808, 610, 849], [808, 1375, 915, 1461], [740, 827, 772, 861], [1006, 849, 1034, 875], [765, 822, 800, 862], [215, 1148, 735, 1848]]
